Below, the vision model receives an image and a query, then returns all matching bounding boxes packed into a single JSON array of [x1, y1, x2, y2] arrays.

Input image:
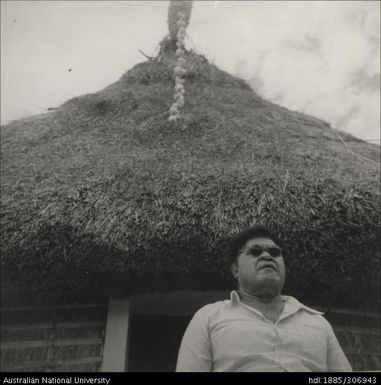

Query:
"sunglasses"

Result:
[[241, 245, 283, 258]]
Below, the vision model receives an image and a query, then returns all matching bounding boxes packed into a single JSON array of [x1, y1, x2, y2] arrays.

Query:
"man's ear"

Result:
[[231, 262, 239, 279]]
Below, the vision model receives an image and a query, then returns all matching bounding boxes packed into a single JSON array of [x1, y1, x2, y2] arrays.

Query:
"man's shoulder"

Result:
[[194, 299, 232, 318], [284, 295, 325, 316], [285, 296, 333, 330]]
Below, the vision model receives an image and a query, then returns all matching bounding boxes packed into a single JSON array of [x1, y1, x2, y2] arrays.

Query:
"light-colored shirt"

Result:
[[176, 291, 352, 372]]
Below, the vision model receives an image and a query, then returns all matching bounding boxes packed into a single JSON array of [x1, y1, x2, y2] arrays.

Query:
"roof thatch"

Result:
[[1, 49, 380, 308]]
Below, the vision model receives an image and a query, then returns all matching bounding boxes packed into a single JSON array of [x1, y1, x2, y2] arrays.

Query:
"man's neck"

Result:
[[237, 288, 285, 323], [238, 288, 283, 307]]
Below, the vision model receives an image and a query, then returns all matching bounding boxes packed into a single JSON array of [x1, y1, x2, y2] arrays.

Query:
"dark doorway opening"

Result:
[[128, 314, 191, 372]]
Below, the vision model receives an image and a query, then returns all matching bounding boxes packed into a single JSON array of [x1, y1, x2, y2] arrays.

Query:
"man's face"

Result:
[[231, 237, 286, 296]]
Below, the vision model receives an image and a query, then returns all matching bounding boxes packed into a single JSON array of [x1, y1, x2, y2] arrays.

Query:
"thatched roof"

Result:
[[1, 49, 380, 308]]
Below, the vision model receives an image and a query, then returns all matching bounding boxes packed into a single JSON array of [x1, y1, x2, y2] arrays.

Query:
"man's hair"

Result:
[[226, 224, 285, 266]]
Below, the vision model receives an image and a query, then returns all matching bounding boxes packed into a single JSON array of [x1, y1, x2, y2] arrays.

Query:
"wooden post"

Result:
[[101, 298, 131, 372]]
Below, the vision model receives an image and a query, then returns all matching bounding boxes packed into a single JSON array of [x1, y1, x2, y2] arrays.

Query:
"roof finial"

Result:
[[168, 1, 193, 122], [167, 1, 193, 43]]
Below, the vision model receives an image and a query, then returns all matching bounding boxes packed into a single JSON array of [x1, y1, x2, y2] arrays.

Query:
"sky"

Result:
[[1, 1, 380, 143]]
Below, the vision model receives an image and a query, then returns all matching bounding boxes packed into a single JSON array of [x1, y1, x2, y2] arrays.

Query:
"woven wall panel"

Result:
[[0, 305, 107, 372]]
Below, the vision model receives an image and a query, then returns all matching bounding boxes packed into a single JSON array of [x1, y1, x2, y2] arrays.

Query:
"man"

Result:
[[176, 225, 352, 372]]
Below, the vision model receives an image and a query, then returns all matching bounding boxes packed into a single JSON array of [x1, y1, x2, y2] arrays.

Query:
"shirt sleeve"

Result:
[[176, 305, 213, 372], [326, 322, 353, 372]]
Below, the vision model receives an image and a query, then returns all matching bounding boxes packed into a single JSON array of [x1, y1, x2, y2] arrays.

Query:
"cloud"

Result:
[[209, 1, 381, 142], [352, 70, 380, 93]]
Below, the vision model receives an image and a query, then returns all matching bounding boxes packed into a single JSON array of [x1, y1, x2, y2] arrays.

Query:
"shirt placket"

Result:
[[237, 301, 288, 371], [273, 322, 289, 371], [274, 309, 303, 371]]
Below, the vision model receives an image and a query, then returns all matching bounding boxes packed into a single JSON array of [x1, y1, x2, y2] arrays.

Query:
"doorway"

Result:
[[127, 291, 229, 372]]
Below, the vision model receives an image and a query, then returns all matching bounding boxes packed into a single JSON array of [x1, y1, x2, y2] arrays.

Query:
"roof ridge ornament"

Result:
[[168, 1, 193, 122]]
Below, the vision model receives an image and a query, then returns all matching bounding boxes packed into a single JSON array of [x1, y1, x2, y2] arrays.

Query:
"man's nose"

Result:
[[259, 251, 274, 260]]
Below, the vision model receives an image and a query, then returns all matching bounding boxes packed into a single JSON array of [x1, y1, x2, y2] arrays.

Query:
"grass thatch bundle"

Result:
[[1, 48, 380, 309], [167, 1, 192, 43]]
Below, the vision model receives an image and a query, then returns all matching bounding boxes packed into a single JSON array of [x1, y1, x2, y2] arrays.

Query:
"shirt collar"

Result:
[[230, 290, 324, 316]]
